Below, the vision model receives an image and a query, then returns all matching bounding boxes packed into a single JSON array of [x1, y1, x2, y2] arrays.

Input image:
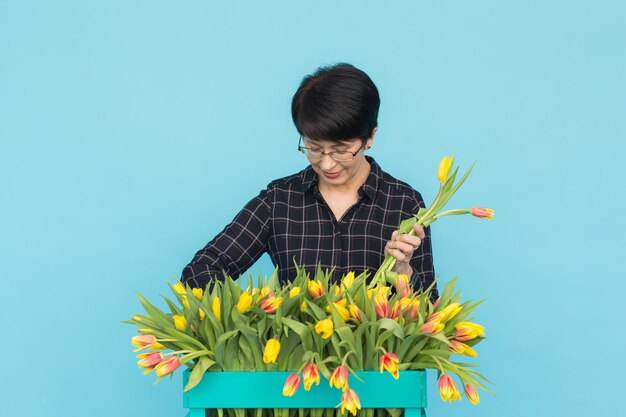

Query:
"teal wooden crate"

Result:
[[182, 369, 427, 417]]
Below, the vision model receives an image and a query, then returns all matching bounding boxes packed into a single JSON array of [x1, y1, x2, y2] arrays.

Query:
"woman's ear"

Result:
[[366, 127, 378, 150]]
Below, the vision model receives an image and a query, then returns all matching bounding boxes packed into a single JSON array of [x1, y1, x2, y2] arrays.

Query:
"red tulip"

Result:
[[282, 373, 301, 397], [379, 352, 400, 379]]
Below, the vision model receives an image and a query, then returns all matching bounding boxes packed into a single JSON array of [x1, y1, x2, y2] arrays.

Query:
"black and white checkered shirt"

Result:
[[181, 156, 436, 296]]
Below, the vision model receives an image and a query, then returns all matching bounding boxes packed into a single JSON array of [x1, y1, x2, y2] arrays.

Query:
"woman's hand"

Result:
[[385, 223, 426, 276]]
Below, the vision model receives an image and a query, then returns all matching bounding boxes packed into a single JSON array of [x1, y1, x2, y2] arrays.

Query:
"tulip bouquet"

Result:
[[126, 155, 494, 416]]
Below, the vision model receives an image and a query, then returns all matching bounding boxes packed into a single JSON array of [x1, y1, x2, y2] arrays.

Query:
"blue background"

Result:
[[1, 1, 625, 416]]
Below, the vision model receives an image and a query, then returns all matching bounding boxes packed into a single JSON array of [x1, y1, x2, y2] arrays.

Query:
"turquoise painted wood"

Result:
[[182, 370, 427, 416]]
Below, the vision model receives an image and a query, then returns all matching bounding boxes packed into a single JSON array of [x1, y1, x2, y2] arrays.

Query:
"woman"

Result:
[[181, 63, 436, 296]]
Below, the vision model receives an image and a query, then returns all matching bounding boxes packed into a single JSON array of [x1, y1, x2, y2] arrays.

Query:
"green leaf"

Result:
[[184, 356, 215, 392], [378, 318, 404, 339]]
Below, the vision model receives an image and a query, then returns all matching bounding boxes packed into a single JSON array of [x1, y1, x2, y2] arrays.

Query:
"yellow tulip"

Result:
[[236, 292, 253, 313], [182, 296, 190, 309], [173, 315, 186, 331], [150, 342, 166, 351], [199, 308, 206, 320], [173, 282, 186, 295], [438, 154, 454, 183], [441, 302, 462, 321], [263, 338, 281, 364], [192, 288, 203, 300], [212, 297, 221, 321], [326, 301, 350, 321], [315, 319, 334, 339], [289, 287, 301, 298], [341, 271, 355, 290], [300, 300, 308, 312]]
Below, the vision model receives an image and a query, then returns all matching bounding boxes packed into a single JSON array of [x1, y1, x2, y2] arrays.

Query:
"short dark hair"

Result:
[[291, 63, 380, 142]]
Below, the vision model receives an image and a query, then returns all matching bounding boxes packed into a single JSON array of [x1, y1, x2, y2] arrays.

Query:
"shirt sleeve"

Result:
[[180, 187, 272, 289], [409, 190, 438, 299]]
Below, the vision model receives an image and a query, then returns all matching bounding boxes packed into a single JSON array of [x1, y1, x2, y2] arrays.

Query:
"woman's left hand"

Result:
[[385, 223, 426, 276]]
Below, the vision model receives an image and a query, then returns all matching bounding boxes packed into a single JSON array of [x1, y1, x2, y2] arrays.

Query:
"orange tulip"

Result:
[[132, 334, 156, 352], [307, 280, 324, 299], [329, 365, 349, 390], [420, 320, 444, 336], [438, 374, 461, 402], [394, 274, 411, 298], [341, 388, 361, 416], [470, 207, 494, 220], [302, 363, 320, 391], [379, 352, 400, 379], [155, 356, 181, 377], [464, 383, 480, 405], [137, 351, 163, 373], [261, 295, 283, 313], [448, 340, 478, 357], [282, 373, 301, 397], [348, 304, 365, 322], [374, 293, 390, 318]]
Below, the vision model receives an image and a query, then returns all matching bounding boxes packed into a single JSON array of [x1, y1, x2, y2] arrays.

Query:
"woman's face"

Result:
[[303, 135, 374, 190]]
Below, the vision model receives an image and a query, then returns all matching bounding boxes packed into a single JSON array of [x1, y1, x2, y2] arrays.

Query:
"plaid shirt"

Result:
[[181, 156, 436, 296]]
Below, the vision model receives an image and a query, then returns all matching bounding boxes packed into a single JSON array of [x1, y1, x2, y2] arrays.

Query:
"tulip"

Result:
[[261, 295, 283, 313], [132, 334, 156, 352], [302, 363, 321, 391], [374, 293, 390, 318], [155, 356, 181, 377], [440, 302, 462, 321], [433, 297, 440, 309], [289, 287, 300, 298], [315, 319, 334, 339], [192, 287, 203, 300], [464, 383, 480, 405], [307, 280, 325, 299], [150, 342, 166, 350], [409, 299, 420, 320], [282, 373, 301, 397], [326, 301, 350, 321], [438, 155, 454, 183], [390, 301, 401, 320], [137, 351, 163, 373], [448, 340, 478, 357], [348, 304, 365, 322], [173, 282, 186, 295], [341, 271, 355, 290], [260, 286, 271, 298], [341, 388, 361, 416], [426, 311, 447, 323], [420, 320, 444, 336], [236, 292, 253, 313], [329, 365, 349, 390], [198, 308, 206, 320], [438, 374, 461, 402], [133, 315, 142, 322], [263, 338, 281, 364], [379, 352, 400, 379], [455, 322, 485, 341], [173, 315, 187, 331], [300, 300, 308, 312], [394, 274, 411, 298], [181, 296, 190, 309], [212, 297, 221, 321], [470, 207, 494, 220]]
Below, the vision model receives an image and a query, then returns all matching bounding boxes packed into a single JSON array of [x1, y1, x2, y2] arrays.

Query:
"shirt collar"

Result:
[[300, 156, 381, 201]]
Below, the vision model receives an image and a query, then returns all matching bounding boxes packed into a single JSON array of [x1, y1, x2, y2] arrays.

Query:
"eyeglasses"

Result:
[[297, 135, 366, 162]]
